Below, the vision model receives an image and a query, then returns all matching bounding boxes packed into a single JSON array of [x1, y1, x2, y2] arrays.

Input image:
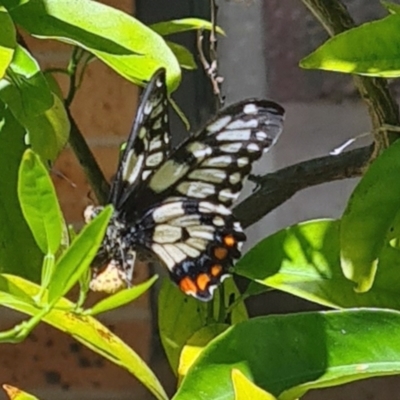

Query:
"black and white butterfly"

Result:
[[85, 69, 284, 301]]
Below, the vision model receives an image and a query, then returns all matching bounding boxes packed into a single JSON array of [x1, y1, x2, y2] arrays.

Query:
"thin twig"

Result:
[[67, 110, 110, 204], [197, 0, 225, 107]]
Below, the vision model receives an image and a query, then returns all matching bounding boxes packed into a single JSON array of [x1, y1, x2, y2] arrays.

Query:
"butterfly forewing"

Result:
[[109, 69, 171, 208], [124, 100, 284, 213]]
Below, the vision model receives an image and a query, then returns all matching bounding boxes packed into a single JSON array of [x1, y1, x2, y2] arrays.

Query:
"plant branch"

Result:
[[301, 0, 400, 150], [67, 110, 110, 204], [234, 145, 373, 228]]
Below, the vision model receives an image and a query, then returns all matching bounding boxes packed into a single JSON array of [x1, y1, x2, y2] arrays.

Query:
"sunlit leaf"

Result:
[[5, 0, 181, 91], [300, 14, 400, 77], [341, 140, 400, 292], [18, 149, 64, 255], [174, 309, 400, 400]]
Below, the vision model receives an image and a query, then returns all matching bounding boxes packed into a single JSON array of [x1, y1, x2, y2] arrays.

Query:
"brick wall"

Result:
[[0, 1, 157, 399]]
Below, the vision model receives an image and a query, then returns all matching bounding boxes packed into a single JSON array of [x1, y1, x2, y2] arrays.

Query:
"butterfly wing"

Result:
[[120, 99, 285, 219], [109, 68, 171, 207], [134, 198, 245, 301]]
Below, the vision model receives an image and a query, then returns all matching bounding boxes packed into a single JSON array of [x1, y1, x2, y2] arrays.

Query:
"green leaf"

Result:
[[47, 206, 113, 303], [166, 41, 196, 70], [1, 274, 168, 400], [341, 140, 400, 292], [174, 309, 400, 400], [26, 93, 70, 162], [150, 18, 225, 36], [18, 149, 64, 255], [300, 14, 400, 77], [159, 277, 247, 374], [3, 384, 40, 400], [6, 0, 181, 91], [0, 7, 16, 79], [0, 45, 53, 116], [0, 46, 69, 162], [235, 219, 400, 310], [178, 324, 229, 382], [88, 275, 158, 316], [232, 369, 277, 400], [0, 103, 42, 282]]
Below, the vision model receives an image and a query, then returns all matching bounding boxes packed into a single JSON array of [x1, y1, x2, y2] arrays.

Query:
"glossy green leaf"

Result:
[[0, 7, 16, 79], [5, 0, 181, 91], [26, 93, 70, 162], [166, 41, 196, 70], [3, 384, 39, 400], [300, 14, 400, 77], [0, 103, 42, 281], [18, 149, 64, 255], [235, 219, 400, 310], [0, 46, 69, 162], [159, 277, 248, 374], [232, 369, 277, 400], [178, 324, 229, 382], [174, 309, 400, 400], [88, 275, 158, 316], [150, 18, 225, 36], [47, 206, 112, 303], [0, 45, 53, 116], [341, 140, 400, 292], [1, 274, 168, 400]]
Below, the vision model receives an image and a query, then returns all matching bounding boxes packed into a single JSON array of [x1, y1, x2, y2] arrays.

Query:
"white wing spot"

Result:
[[212, 216, 225, 227], [247, 143, 260, 152], [229, 172, 241, 184], [152, 243, 175, 270], [149, 139, 162, 151], [256, 131, 268, 141], [207, 115, 232, 133], [144, 101, 153, 115], [177, 181, 215, 198], [237, 157, 249, 167], [152, 202, 184, 223], [186, 237, 208, 251], [139, 127, 147, 138], [218, 188, 237, 202], [164, 244, 187, 263], [227, 119, 258, 129], [202, 155, 232, 168], [217, 129, 251, 141], [176, 242, 201, 258], [189, 168, 226, 183], [220, 143, 243, 153], [146, 152, 164, 167], [153, 224, 182, 243], [243, 103, 258, 115], [142, 170, 152, 180]]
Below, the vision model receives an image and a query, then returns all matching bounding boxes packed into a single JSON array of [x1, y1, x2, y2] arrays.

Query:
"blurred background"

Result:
[[1, 1, 398, 399]]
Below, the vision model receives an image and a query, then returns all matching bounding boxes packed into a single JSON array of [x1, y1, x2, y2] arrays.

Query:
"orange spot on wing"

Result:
[[214, 247, 228, 260], [196, 273, 211, 291], [179, 277, 198, 294], [223, 234, 236, 247], [210, 264, 223, 277]]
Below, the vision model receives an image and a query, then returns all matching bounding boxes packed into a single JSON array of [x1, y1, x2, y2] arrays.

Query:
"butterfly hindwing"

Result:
[[134, 198, 246, 301], [109, 68, 171, 207]]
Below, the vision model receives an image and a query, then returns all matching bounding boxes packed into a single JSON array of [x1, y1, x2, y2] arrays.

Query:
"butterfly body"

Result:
[[86, 69, 285, 301]]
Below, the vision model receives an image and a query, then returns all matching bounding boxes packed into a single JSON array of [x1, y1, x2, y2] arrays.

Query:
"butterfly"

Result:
[[84, 68, 285, 301]]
